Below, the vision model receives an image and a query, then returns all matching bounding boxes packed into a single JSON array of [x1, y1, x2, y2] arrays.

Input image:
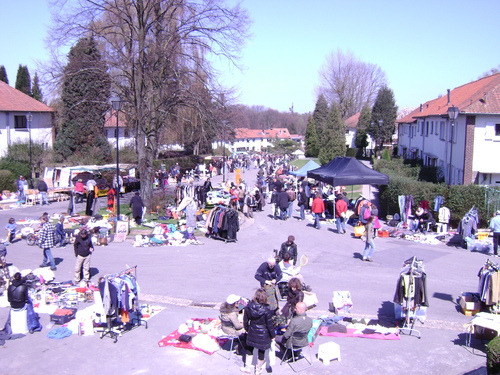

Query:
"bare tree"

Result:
[[46, 0, 250, 209], [318, 49, 387, 120]]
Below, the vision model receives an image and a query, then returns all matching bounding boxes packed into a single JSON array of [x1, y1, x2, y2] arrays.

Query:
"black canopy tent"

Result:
[[307, 156, 389, 186]]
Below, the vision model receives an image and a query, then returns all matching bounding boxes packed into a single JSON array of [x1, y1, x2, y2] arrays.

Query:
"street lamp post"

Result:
[[111, 96, 123, 218], [447, 106, 460, 185], [26, 112, 33, 188]]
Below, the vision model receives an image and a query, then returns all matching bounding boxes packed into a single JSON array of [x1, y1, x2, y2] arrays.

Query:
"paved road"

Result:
[[0, 168, 490, 374]]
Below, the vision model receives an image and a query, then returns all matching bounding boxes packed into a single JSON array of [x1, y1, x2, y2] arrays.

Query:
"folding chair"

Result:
[[280, 331, 313, 372], [217, 332, 241, 360], [216, 317, 242, 360]]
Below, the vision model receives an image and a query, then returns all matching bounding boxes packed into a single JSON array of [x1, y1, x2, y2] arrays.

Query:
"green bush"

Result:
[[0, 170, 15, 192], [346, 148, 358, 157], [376, 158, 499, 227], [487, 336, 500, 374]]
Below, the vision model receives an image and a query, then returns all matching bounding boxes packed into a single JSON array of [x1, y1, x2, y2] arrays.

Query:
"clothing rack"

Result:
[[205, 205, 239, 243], [477, 259, 500, 313], [394, 256, 428, 339], [99, 265, 147, 343]]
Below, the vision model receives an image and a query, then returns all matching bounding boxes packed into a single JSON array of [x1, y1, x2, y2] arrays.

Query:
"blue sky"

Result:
[[2, 0, 500, 114]]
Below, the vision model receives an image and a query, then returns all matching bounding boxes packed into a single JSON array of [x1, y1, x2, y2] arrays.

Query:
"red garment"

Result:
[[420, 200, 430, 210], [335, 199, 348, 218], [75, 181, 85, 193], [311, 197, 325, 213]]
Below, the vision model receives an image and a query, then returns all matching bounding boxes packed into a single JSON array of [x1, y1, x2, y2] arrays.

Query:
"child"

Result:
[[5, 218, 17, 243]]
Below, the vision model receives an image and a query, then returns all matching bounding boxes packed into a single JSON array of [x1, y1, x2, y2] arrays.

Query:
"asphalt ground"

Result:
[[0, 168, 491, 375]]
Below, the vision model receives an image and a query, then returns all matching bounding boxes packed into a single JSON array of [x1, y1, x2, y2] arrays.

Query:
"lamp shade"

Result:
[[447, 106, 459, 121], [26, 112, 33, 122], [111, 96, 123, 111]]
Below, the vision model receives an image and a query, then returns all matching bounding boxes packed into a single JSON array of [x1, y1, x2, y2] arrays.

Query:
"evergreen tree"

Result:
[[367, 86, 398, 152], [355, 103, 371, 154], [312, 94, 329, 142], [304, 116, 319, 157], [0, 66, 8, 84], [319, 103, 345, 164], [15, 65, 31, 95], [31, 73, 43, 102], [54, 36, 112, 164]]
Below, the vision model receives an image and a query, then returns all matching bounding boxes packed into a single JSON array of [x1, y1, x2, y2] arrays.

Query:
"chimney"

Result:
[[420, 104, 423, 112], [447, 89, 451, 105]]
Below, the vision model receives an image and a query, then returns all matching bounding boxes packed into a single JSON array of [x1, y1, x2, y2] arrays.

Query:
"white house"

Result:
[[104, 110, 135, 149], [211, 127, 300, 153], [344, 113, 375, 151], [0, 81, 55, 157], [397, 73, 500, 186]]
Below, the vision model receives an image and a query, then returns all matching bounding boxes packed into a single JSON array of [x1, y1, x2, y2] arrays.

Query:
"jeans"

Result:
[[363, 239, 375, 259], [280, 207, 288, 220], [39, 191, 49, 205], [335, 217, 346, 233], [299, 205, 305, 220], [287, 202, 294, 218], [314, 213, 322, 229], [493, 232, 500, 255], [42, 248, 56, 268]]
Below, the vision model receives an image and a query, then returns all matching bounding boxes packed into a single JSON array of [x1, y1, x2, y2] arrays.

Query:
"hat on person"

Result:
[[226, 294, 240, 304]]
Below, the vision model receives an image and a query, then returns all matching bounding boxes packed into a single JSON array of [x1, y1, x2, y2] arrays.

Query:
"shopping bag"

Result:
[[303, 291, 318, 308], [354, 222, 366, 237]]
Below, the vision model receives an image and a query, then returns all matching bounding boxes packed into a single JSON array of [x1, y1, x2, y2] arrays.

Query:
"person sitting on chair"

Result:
[[219, 294, 245, 337], [281, 277, 305, 319], [278, 302, 313, 358]]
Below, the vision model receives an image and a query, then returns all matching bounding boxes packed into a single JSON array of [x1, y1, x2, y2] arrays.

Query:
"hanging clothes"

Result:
[[393, 257, 429, 309], [458, 207, 479, 244], [434, 195, 444, 212], [477, 260, 500, 306]]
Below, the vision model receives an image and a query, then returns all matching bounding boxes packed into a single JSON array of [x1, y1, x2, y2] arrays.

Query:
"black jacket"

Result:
[[74, 234, 94, 257], [8, 278, 28, 309], [255, 262, 282, 286], [243, 301, 276, 350], [37, 180, 48, 192], [277, 191, 290, 210], [279, 242, 298, 265]]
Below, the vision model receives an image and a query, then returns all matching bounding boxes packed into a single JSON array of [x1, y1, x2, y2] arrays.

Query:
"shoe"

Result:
[[240, 366, 253, 374], [39, 264, 48, 268], [255, 367, 263, 375], [362, 258, 367, 261], [366, 258, 373, 262], [50, 267, 57, 271]]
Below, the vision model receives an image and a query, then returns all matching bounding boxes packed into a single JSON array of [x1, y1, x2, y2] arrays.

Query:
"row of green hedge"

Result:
[[374, 159, 500, 228]]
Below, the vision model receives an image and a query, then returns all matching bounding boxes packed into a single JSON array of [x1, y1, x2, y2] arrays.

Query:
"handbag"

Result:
[[354, 222, 366, 237]]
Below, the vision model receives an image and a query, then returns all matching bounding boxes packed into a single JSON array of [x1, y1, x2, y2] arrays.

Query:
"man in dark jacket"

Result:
[[255, 257, 282, 313], [277, 189, 290, 220], [129, 192, 145, 225], [8, 272, 28, 309], [73, 229, 94, 285], [280, 302, 313, 350], [37, 179, 50, 205], [279, 235, 298, 266]]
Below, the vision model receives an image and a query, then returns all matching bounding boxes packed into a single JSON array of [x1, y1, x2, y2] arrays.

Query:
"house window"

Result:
[[439, 121, 446, 140], [496, 124, 500, 136], [430, 121, 434, 135], [14, 116, 28, 129]]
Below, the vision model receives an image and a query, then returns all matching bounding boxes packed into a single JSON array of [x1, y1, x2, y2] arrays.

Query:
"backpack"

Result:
[[363, 207, 371, 220]]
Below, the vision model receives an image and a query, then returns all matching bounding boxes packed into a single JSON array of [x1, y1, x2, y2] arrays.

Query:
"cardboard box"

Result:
[[464, 309, 480, 316], [459, 293, 480, 313]]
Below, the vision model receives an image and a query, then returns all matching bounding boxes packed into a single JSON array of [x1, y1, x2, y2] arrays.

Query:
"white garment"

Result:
[[438, 207, 451, 223]]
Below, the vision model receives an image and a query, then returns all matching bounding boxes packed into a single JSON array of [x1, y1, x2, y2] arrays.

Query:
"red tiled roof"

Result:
[[398, 73, 500, 123], [104, 110, 127, 128], [235, 127, 291, 139], [345, 113, 360, 129], [0, 81, 54, 112]]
